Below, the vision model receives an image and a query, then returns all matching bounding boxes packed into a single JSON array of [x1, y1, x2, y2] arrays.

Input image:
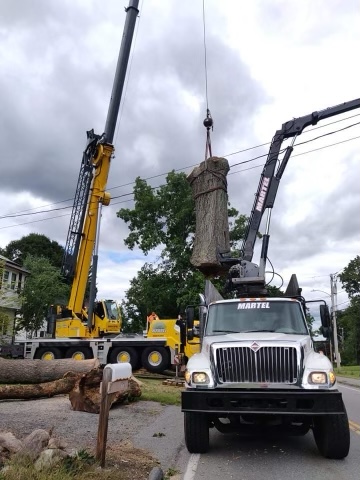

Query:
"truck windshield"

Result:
[[104, 300, 120, 320], [206, 301, 308, 336]]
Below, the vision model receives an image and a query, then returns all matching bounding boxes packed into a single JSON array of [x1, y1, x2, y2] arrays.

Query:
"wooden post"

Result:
[[95, 363, 131, 468], [96, 367, 112, 467]]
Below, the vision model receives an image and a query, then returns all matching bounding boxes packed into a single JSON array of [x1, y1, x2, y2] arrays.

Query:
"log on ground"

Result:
[[0, 358, 100, 384], [187, 156, 230, 276], [0, 372, 80, 400]]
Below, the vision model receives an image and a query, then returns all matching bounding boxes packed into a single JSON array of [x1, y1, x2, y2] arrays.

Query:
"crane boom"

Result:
[[59, 0, 139, 335], [219, 98, 360, 295]]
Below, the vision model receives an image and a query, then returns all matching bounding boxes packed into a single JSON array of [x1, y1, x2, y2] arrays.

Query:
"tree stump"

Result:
[[68, 368, 142, 414], [187, 156, 230, 276]]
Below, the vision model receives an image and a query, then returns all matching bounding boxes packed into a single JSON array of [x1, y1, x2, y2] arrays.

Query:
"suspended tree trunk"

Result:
[[0, 358, 100, 384], [187, 156, 230, 276]]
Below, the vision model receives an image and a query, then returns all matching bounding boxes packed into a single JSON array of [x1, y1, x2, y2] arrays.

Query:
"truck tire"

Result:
[[109, 346, 139, 370], [65, 347, 93, 360], [141, 346, 170, 373], [313, 409, 350, 459], [184, 412, 209, 453], [34, 347, 63, 360]]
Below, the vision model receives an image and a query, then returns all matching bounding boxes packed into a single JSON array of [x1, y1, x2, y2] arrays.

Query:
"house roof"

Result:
[[0, 254, 31, 274]]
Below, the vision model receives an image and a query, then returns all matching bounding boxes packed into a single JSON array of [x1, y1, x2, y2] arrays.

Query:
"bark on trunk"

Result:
[[0, 372, 80, 399], [187, 156, 230, 276], [0, 358, 100, 384], [68, 368, 142, 414]]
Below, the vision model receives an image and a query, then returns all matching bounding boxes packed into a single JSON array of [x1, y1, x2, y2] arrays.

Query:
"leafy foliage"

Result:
[[18, 255, 69, 335], [337, 297, 360, 365], [337, 256, 360, 365], [118, 171, 247, 324], [1, 233, 64, 268], [338, 255, 360, 298]]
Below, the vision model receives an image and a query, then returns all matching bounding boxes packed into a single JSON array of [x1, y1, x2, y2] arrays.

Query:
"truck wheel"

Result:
[[141, 347, 170, 373], [65, 347, 93, 360], [313, 410, 350, 459], [109, 347, 139, 370], [34, 347, 63, 360], [184, 412, 209, 453]]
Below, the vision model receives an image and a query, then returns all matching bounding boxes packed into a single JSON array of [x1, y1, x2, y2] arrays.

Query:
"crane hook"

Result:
[[203, 108, 213, 161]]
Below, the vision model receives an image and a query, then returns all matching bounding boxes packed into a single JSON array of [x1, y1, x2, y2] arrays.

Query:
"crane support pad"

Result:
[[181, 389, 345, 415]]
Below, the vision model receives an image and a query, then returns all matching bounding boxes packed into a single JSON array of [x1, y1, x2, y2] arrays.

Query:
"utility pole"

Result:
[[330, 273, 341, 368]]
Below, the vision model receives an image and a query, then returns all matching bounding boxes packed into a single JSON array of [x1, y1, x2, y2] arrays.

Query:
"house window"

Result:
[[17, 273, 23, 292], [10, 273, 17, 290]]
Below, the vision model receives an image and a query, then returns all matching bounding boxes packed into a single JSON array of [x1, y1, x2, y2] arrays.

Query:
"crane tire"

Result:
[[34, 347, 63, 360], [65, 347, 93, 360], [141, 346, 170, 373], [109, 346, 139, 370]]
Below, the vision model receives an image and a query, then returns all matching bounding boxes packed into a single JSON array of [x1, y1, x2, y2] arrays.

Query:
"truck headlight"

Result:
[[308, 372, 327, 384], [184, 371, 211, 385], [192, 372, 210, 384]]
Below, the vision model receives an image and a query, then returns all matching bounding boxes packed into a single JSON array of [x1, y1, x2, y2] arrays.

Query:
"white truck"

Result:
[[181, 98, 360, 459], [182, 282, 348, 458]]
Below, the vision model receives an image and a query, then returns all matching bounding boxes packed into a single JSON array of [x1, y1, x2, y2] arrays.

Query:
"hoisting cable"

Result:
[[202, 0, 213, 161]]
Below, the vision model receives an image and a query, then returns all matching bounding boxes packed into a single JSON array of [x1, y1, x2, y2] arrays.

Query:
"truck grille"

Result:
[[214, 346, 298, 384]]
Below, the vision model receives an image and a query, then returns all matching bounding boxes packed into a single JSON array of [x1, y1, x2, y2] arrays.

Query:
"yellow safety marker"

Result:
[[349, 420, 360, 435]]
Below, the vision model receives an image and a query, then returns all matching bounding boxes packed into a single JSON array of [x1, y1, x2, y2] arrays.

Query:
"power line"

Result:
[[5, 110, 359, 219], [2, 120, 360, 222]]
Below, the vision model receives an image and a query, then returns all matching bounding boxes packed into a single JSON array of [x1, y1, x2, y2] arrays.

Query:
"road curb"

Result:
[[337, 376, 360, 389], [148, 466, 164, 480]]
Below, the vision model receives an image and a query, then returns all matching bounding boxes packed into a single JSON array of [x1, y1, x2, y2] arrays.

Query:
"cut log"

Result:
[[69, 368, 142, 414], [187, 156, 230, 276], [0, 358, 99, 384], [0, 372, 80, 400]]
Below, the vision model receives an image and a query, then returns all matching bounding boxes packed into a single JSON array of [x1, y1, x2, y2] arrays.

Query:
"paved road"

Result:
[[175, 378, 360, 480]]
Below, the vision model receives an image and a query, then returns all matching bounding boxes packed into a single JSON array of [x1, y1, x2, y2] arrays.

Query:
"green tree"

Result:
[[18, 255, 69, 336], [338, 256, 360, 298], [118, 171, 247, 321], [337, 298, 360, 365], [338, 256, 360, 364], [1, 233, 64, 268]]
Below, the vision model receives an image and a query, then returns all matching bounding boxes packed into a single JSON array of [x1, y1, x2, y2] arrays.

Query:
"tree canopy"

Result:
[[18, 255, 70, 335], [117, 171, 247, 330], [337, 255, 360, 365], [0, 233, 64, 268]]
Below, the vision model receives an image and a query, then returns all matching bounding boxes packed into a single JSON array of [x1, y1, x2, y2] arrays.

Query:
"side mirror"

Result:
[[186, 306, 195, 329], [320, 326, 332, 339], [320, 304, 331, 328]]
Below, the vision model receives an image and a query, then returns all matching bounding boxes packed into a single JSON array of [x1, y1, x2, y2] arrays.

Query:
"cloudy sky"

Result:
[[1, 0, 359, 317]]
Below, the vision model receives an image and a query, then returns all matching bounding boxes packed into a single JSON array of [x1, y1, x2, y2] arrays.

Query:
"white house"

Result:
[[0, 254, 30, 343]]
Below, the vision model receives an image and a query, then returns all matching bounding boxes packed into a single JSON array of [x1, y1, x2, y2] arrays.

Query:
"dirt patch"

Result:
[[0, 396, 164, 479], [104, 440, 160, 479]]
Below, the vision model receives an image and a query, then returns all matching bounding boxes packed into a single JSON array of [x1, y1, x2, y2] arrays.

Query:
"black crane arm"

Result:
[[220, 98, 360, 294]]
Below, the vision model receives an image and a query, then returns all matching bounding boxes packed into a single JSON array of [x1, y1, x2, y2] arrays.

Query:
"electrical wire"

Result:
[[1, 122, 360, 222], [202, 0, 209, 111], [2, 113, 360, 219]]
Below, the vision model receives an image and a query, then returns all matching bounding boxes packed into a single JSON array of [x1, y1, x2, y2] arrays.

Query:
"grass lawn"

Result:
[[334, 365, 360, 378], [137, 377, 183, 406]]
